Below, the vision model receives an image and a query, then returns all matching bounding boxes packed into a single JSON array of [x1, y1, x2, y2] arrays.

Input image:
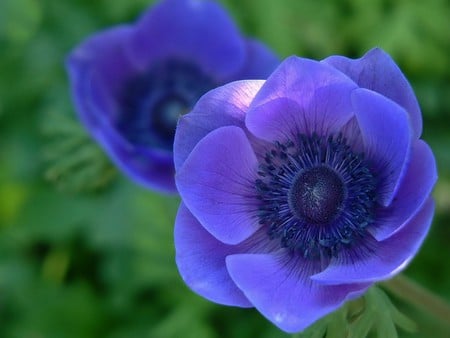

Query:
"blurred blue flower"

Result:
[[174, 48, 437, 332], [66, 0, 279, 193]]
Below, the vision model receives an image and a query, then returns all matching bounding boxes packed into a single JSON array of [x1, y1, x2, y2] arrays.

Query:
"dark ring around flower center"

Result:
[[116, 60, 216, 151], [255, 133, 377, 260]]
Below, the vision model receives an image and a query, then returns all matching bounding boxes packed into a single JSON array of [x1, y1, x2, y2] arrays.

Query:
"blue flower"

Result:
[[66, 0, 279, 193], [173, 48, 437, 332]]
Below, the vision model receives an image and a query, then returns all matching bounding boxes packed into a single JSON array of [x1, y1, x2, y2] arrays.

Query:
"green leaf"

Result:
[[40, 110, 117, 193]]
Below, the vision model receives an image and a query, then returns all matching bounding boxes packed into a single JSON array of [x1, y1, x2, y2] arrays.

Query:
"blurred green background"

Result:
[[0, 0, 449, 337]]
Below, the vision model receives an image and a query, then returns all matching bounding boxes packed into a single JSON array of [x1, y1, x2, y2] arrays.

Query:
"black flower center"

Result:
[[289, 166, 345, 224], [117, 60, 216, 151], [255, 134, 377, 260]]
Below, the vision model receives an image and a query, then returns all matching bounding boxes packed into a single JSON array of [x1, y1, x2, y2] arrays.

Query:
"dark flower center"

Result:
[[117, 60, 216, 151], [151, 94, 190, 143], [289, 166, 345, 225], [255, 133, 377, 260]]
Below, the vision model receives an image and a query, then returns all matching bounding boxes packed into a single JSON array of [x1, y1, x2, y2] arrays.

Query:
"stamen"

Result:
[[256, 133, 377, 260]]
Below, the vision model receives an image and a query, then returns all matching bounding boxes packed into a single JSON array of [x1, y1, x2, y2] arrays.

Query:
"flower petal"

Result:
[[323, 48, 422, 138], [66, 26, 137, 135], [67, 62, 105, 135], [67, 26, 136, 99], [246, 56, 357, 142], [129, 0, 245, 80], [68, 29, 179, 193], [226, 253, 370, 333], [311, 198, 434, 285], [369, 140, 437, 240], [176, 126, 260, 245], [230, 39, 280, 80], [352, 88, 412, 206], [175, 203, 252, 307], [174, 80, 264, 171], [99, 128, 177, 192]]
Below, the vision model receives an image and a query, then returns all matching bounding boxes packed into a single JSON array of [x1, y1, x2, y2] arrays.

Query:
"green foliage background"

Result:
[[0, 0, 449, 337]]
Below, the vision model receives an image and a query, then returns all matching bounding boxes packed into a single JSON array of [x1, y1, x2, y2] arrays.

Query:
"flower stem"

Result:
[[381, 274, 450, 325]]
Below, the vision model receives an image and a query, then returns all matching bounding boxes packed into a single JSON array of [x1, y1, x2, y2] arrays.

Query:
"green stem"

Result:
[[381, 274, 450, 325]]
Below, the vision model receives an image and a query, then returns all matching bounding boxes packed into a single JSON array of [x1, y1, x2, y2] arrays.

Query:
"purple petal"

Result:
[[128, 0, 245, 80], [338, 116, 364, 153], [175, 203, 252, 307], [311, 198, 434, 285], [68, 29, 178, 193], [67, 62, 105, 135], [176, 126, 260, 245], [66, 27, 137, 136], [174, 80, 264, 171], [226, 253, 370, 333], [67, 26, 136, 99], [369, 140, 437, 240], [99, 128, 177, 192], [352, 88, 412, 206], [230, 39, 280, 80], [323, 48, 422, 138], [245, 56, 358, 142]]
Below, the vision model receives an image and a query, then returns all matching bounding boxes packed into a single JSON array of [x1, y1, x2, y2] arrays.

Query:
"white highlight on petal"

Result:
[[274, 312, 287, 323]]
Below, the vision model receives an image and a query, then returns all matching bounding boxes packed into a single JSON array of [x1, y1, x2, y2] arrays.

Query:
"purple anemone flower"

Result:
[[173, 48, 437, 333], [66, 0, 279, 193]]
